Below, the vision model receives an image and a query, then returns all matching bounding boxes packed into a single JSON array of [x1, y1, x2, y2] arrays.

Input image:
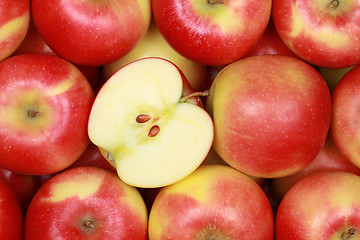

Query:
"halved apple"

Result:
[[88, 57, 214, 188]]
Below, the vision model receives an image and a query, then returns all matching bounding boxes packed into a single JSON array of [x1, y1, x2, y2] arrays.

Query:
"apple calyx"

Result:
[[329, 0, 339, 8], [179, 89, 210, 103], [208, 0, 225, 5], [80, 217, 97, 234], [28, 110, 41, 118], [195, 224, 231, 240], [342, 228, 356, 240]]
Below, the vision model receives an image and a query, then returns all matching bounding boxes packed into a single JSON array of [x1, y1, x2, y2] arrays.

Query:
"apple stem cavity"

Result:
[[28, 110, 41, 118], [208, 0, 225, 5], [342, 228, 356, 240], [179, 89, 210, 103], [148, 125, 160, 137], [329, 0, 339, 8]]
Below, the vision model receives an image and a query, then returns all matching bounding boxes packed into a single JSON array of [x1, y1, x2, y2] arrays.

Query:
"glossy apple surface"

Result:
[[0, 0, 30, 61], [25, 166, 148, 239], [276, 171, 360, 239], [152, 0, 272, 66], [148, 164, 274, 240], [0, 54, 94, 175], [31, 0, 152, 66], [206, 55, 331, 178], [272, 0, 360, 68]]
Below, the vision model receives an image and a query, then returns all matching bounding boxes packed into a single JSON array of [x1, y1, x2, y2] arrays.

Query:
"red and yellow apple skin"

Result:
[[151, 0, 272, 66], [104, 19, 208, 92], [0, 0, 30, 62], [206, 55, 331, 178], [0, 177, 23, 240], [148, 164, 274, 240], [31, 0, 151, 66], [276, 171, 360, 240], [25, 166, 148, 240], [331, 64, 360, 169], [272, 137, 360, 199], [0, 54, 95, 175], [272, 0, 360, 68]]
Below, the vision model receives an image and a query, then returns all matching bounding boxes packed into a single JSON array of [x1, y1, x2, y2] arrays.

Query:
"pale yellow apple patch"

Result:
[[290, 2, 350, 48], [0, 12, 29, 43], [46, 69, 77, 96], [190, 0, 244, 33], [47, 175, 103, 202]]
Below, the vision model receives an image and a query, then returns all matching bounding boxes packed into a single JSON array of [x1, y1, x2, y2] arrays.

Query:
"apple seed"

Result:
[[136, 114, 151, 123], [148, 125, 160, 137], [342, 228, 356, 240]]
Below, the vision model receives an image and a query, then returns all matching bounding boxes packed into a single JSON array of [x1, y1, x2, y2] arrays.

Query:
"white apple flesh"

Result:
[[88, 57, 214, 188]]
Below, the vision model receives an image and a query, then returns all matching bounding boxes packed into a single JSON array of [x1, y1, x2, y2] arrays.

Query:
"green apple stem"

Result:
[[342, 228, 356, 240], [208, 0, 225, 5], [329, 0, 339, 8], [179, 89, 210, 103]]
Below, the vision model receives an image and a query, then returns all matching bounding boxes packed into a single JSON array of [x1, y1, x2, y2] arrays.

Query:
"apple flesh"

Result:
[[206, 55, 331, 178], [88, 57, 214, 188], [148, 164, 274, 240], [25, 166, 148, 239], [276, 171, 360, 240]]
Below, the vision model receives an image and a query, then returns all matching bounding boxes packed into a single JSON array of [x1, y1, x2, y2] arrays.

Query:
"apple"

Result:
[[151, 0, 272, 66], [0, 54, 95, 175], [103, 18, 208, 92], [272, 0, 360, 68], [275, 171, 360, 239], [271, 137, 360, 199], [331, 64, 360, 169], [317, 65, 355, 92], [206, 55, 331, 178], [25, 166, 148, 239], [31, 0, 152, 66], [0, 167, 41, 215], [0, 0, 30, 62], [0, 177, 23, 240], [88, 57, 214, 188], [148, 164, 274, 239]]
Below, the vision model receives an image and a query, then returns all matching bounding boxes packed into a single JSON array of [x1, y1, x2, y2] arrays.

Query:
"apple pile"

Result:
[[1, 0, 360, 239]]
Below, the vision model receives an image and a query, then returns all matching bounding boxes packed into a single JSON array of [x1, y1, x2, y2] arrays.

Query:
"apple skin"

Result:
[[25, 166, 148, 239], [103, 18, 208, 92], [272, 0, 360, 68], [0, 54, 95, 175], [0, 0, 30, 62], [148, 164, 274, 240], [206, 55, 331, 178], [31, 0, 151, 66], [276, 171, 360, 240], [331, 64, 360, 169], [152, 0, 272, 66], [271, 137, 360, 199]]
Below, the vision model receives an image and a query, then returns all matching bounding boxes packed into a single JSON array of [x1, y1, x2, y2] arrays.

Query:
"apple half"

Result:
[[88, 57, 214, 188]]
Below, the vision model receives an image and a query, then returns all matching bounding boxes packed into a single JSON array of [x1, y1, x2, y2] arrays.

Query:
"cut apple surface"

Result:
[[88, 57, 214, 188]]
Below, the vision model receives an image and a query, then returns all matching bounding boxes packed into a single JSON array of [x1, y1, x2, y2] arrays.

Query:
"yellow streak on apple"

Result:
[[290, 2, 350, 48], [190, 0, 244, 34], [47, 175, 103, 202], [135, 0, 151, 25], [46, 69, 77, 97], [0, 12, 29, 43]]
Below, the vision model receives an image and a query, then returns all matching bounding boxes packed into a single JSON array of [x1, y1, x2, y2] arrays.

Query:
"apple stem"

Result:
[[208, 0, 225, 5], [329, 0, 339, 8], [342, 228, 356, 240], [28, 110, 40, 118], [179, 89, 210, 103]]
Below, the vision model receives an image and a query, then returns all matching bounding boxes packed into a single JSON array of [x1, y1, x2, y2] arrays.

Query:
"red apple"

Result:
[[272, 0, 360, 68], [25, 166, 148, 239], [0, 54, 95, 175], [31, 0, 152, 66], [276, 171, 360, 239], [331, 64, 360, 169], [0, 0, 30, 62], [148, 164, 274, 239], [0, 167, 41, 215], [151, 0, 272, 66], [206, 55, 331, 178], [272, 137, 360, 199], [0, 176, 23, 240]]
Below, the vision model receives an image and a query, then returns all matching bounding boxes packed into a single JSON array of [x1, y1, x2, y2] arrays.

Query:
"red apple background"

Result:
[[0, 54, 94, 175]]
